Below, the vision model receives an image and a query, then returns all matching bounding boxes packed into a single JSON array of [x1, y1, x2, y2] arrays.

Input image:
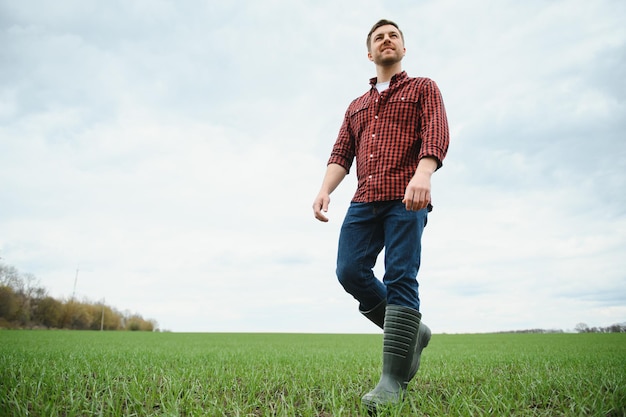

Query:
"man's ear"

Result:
[[367, 52, 373, 61]]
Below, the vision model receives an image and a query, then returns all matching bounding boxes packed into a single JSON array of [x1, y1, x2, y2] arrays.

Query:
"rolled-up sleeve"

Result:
[[327, 110, 356, 174], [418, 79, 450, 170]]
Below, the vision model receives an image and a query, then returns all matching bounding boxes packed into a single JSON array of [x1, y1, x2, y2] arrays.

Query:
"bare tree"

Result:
[[574, 323, 589, 333]]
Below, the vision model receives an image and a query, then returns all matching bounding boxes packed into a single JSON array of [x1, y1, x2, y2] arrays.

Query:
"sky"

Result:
[[1, 0, 624, 334]]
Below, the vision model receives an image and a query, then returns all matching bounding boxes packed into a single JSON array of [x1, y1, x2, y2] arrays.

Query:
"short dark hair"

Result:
[[366, 19, 404, 52]]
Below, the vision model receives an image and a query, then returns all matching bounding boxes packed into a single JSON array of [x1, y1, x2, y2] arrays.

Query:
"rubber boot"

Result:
[[361, 305, 421, 411], [359, 300, 386, 329], [409, 321, 431, 381], [360, 301, 431, 381]]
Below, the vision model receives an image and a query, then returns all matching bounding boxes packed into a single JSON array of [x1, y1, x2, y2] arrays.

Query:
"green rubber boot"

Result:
[[360, 300, 386, 329], [361, 305, 421, 411], [410, 320, 431, 380], [360, 301, 431, 381]]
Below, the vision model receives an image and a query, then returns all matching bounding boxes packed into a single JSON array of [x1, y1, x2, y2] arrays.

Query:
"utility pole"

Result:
[[100, 298, 105, 331], [72, 268, 79, 301]]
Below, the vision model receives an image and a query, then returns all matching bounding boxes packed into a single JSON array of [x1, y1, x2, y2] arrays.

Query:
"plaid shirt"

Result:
[[328, 71, 449, 203]]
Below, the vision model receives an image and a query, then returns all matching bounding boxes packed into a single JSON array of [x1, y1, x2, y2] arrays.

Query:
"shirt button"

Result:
[[372, 134, 375, 138], [374, 115, 378, 119], [368, 175, 373, 179], [370, 154, 374, 158]]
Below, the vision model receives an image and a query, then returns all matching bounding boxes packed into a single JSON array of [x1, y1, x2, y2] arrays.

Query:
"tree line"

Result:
[[494, 324, 626, 334], [574, 322, 626, 333], [0, 262, 158, 331]]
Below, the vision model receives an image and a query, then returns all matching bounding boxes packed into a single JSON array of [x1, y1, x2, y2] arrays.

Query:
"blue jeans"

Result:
[[336, 200, 427, 311]]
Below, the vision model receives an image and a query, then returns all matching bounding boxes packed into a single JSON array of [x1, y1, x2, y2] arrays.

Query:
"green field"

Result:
[[1, 331, 624, 416]]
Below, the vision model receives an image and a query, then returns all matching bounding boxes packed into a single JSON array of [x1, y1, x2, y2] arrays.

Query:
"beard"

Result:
[[371, 49, 404, 66]]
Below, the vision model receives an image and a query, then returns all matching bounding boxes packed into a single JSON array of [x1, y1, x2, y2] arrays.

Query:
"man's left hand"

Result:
[[402, 157, 438, 211], [402, 171, 431, 211]]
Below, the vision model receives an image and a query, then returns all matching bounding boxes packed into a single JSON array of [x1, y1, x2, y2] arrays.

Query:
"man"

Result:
[[312, 19, 450, 410]]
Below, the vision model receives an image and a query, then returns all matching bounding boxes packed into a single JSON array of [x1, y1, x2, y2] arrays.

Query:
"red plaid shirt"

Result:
[[328, 71, 449, 203]]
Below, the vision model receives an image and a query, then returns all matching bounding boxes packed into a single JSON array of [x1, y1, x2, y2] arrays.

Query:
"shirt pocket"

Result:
[[348, 104, 371, 137], [388, 89, 420, 107], [387, 92, 420, 134]]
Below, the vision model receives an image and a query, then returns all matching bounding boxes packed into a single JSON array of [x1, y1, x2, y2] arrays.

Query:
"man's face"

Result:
[[368, 25, 405, 66]]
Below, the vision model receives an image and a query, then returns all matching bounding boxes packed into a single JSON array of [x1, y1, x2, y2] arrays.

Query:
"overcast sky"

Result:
[[1, 0, 624, 333]]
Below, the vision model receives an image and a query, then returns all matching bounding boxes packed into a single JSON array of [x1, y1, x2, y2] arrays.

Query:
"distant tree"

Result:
[[123, 313, 157, 331], [101, 305, 123, 330], [59, 300, 76, 329], [0, 285, 18, 322], [32, 296, 63, 328], [28, 286, 48, 326], [84, 303, 103, 330], [607, 323, 626, 333], [71, 301, 96, 330], [125, 314, 143, 331], [574, 323, 589, 333], [0, 264, 21, 288], [9, 272, 45, 326]]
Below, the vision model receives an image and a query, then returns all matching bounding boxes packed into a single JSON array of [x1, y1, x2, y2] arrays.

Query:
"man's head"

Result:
[[366, 19, 404, 53], [366, 19, 406, 66]]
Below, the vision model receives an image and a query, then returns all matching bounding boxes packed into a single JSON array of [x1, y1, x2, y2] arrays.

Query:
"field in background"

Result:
[[1, 331, 625, 416]]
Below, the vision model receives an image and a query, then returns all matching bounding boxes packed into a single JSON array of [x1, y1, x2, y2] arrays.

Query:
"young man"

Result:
[[312, 19, 450, 410]]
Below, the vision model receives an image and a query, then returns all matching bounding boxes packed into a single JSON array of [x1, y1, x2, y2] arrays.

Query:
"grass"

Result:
[[0, 331, 624, 416]]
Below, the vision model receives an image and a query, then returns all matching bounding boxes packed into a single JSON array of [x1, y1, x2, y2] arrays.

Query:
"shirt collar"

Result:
[[369, 71, 407, 88]]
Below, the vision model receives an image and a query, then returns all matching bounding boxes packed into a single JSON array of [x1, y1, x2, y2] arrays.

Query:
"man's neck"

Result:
[[375, 63, 403, 83]]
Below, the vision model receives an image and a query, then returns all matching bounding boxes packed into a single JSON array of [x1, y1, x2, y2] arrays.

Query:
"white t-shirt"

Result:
[[375, 81, 390, 93]]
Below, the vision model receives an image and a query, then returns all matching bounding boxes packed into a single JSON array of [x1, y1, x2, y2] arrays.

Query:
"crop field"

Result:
[[1, 331, 625, 416]]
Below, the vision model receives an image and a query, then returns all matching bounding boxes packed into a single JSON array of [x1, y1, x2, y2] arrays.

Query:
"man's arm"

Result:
[[312, 163, 348, 222], [403, 79, 450, 211], [417, 79, 450, 169], [402, 157, 438, 211]]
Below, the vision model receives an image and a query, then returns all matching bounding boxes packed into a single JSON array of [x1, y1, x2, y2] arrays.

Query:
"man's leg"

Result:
[[336, 202, 386, 312], [362, 201, 430, 410], [381, 202, 427, 310], [383, 202, 431, 381]]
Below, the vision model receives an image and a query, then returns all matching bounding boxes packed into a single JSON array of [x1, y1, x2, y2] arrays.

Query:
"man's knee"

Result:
[[336, 260, 360, 292]]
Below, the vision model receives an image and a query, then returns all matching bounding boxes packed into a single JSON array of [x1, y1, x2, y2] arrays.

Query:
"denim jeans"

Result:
[[336, 200, 427, 312]]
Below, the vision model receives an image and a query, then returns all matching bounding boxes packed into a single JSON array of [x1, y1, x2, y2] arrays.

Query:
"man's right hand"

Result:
[[312, 193, 331, 222], [312, 163, 348, 223]]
